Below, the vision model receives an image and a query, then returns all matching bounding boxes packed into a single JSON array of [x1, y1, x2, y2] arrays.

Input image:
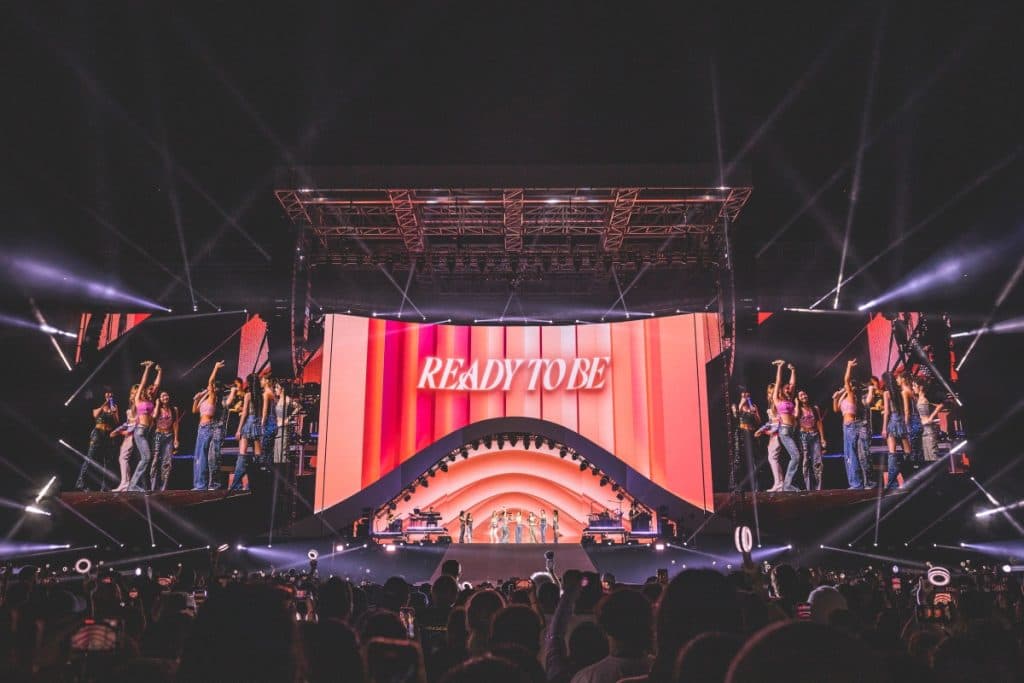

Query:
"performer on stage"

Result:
[[882, 372, 914, 489], [730, 388, 762, 491], [230, 374, 265, 491], [540, 509, 548, 543], [514, 510, 523, 544], [149, 390, 181, 491], [458, 510, 467, 543], [128, 361, 161, 491], [552, 509, 559, 544], [499, 507, 510, 543], [465, 511, 473, 542], [489, 510, 498, 543], [915, 378, 944, 462], [755, 384, 783, 491], [76, 388, 120, 491], [111, 389, 137, 492], [528, 511, 539, 543], [797, 390, 826, 490], [772, 360, 803, 492], [192, 361, 228, 491], [833, 359, 875, 490], [257, 376, 278, 466]]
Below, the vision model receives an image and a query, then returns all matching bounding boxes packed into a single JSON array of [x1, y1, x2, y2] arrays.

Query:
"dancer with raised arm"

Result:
[[833, 359, 875, 489], [230, 374, 264, 491], [797, 390, 826, 490], [150, 390, 181, 491], [192, 361, 227, 491], [772, 361, 803, 491], [128, 361, 161, 491], [76, 388, 120, 491], [755, 384, 783, 491]]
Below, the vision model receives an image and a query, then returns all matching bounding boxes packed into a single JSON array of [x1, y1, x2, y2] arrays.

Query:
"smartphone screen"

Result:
[[796, 602, 812, 619]]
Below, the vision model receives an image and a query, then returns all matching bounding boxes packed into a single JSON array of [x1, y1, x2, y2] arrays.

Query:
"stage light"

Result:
[[421, 479, 429, 488], [24, 505, 51, 516], [950, 440, 969, 455], [535, 436, 544, 449], [570, 451, 578, 461], [927, 566, 951, 587], [975, 499, 1024, 518], [655, 543, 665, 551], [336, 544, 346, 552], [599, 477, 609, 487], [74, 558, 92, 574], [236, 544, 245, 551], [559, 447, 568, 458], [590, 465, 599, 476], [611, 483, 620, 492], [617, 493, 625, 500], [135, 567, 142, 576], [216, 543, 230, 553], [497, 434, 506, 449], [428, 468, 436, 478], [307, 549, 319, 561], [734, 526, 754, 554], [892, 565, 899, 574], [510, 434, 520, 447], [447, 453, 457, 462], [1003, 564, 1013, 573], [385, 544, 397, 553], [439, 462, 448, 473], [579, 461, 588, 472], [35, 476, 57, 503]]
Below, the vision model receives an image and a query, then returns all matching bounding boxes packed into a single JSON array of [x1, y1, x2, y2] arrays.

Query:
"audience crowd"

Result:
[[1, 553, 1021, 682]]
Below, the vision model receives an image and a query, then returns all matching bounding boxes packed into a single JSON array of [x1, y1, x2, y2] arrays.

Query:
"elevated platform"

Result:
[[433, 543, 594, 584]]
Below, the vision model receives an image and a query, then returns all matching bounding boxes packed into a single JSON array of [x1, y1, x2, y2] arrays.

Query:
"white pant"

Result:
[[115, 435, 134, 490]]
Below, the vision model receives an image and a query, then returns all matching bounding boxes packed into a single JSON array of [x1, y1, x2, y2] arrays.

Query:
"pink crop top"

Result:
[[136, 400, 154, 417], [155, 407, 175, 431], [776, 399, 795, 416], [840, 397, 857, 415], [199, 399, 217, 418], [799, 407, 817, 430]]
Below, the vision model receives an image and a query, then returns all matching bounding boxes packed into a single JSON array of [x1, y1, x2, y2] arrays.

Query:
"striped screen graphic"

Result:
[[315, 314, 722, 515]]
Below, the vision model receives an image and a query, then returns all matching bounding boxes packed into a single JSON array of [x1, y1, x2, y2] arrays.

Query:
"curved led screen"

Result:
[[314, 313, 722, 518]]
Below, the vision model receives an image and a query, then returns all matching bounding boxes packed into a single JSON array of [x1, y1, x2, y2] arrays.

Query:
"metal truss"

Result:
[[503, 189, 525, 251], [386, 189, 425, 252], [601, 188, 641, 251]]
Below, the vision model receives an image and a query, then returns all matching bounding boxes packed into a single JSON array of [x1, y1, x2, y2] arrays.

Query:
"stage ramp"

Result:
[[433, 543, 595, 584]]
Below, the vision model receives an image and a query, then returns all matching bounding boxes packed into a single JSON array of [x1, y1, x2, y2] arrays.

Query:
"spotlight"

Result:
[[336, 544, 346, 552], [570, 451, 578, 461], [385, 544, 397, 553], [616, 493, 625, 500], [927, 566, 951, 587], [216, 543, 230, 553], [403, 494, 412, 502], [307, 549, 319, 561], [535, 436, 544, 449], [428, 468, 436, 478], [460, 448, 469, 459], [510, 434, 520, 447], [483, 436, 493, 449], [74, 558, 92, 574], [497, 434, 506, 449], [579, 461, 588, 472], [733, 526, 754, 554], [35, 476, 57, 503], [559, 447, 567, 458], [135, 567, 142, 576], [421, 479, 429, 488], [599, 476, 609, 487], [523, 436, 530, 450], [470, 440, 479, 451], [892, 565, 900, 574], [654, 543, 665, 551], [590, 465, 599, 476], [611, 483, 620, 492], [447, 453, 457, 462], [1003, 564, 1012, 574], [439, 462, 448, 473], [24, 505, 50, 516], [236, 544, 245, 551]]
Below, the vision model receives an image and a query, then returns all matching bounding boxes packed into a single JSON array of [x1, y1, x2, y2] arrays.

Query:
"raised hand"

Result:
[[772, 359, 785, 367], [214, 360, 226, 369], [847, 359, 858, 368]]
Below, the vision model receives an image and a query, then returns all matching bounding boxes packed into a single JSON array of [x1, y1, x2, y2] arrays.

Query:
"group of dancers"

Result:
[[733, 358, 947, 492], [456, 508, 560, 543], [76, 360, 297, 493]]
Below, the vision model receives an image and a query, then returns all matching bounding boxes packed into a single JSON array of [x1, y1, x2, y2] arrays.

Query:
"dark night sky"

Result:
[[3, 1, 1021, 318]]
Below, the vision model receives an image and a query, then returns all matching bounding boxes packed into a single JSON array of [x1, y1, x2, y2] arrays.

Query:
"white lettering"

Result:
[[418, 356, 611, 392]]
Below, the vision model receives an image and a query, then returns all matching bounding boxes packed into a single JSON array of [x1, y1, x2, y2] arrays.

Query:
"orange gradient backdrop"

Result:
[[315, 314, 722, 517]]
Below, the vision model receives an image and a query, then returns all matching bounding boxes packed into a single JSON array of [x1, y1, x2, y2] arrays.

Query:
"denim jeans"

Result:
[[767, 435, 784, 490], [779, 424, 803, 491], [193, 423, 215, 490], [128, 424, 154, 491], [908, 414, 924, 463], [540, 521, 547, 543], [230, 448, 250, 491], [887, 450, 904, 489], [515, 525, 523, 543], [843, 421, 869, 488], [800, 431, 823, 491], [150, 431, 174, 491], [77, 428, 113, 490], [259, 417, 278, 465]]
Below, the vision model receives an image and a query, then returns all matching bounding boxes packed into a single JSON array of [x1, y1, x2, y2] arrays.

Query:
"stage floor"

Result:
[[433, 543, 594, 583]]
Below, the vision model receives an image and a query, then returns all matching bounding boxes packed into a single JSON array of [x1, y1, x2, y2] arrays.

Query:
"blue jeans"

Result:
[[193, 423, 215, 490], [908, 414, 924, 463], [887, 450, 904, 489], [515, 525, 523, 543], [842, 421, 873, 488], [779, 424, 803, 491], [150, 431, 174, 491], [128, 424, 154, 491], [540, 521, 547, 543], [230, 449, 250, 491], [259, 417, 278, 465], [799, 431, 823, 491]]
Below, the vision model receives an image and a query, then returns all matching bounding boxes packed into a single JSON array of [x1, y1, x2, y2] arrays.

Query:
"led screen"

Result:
[[315, 313, 722, 528]]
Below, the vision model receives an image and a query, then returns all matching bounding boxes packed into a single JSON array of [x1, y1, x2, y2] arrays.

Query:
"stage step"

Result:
[[433, 543, 595, 584]]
